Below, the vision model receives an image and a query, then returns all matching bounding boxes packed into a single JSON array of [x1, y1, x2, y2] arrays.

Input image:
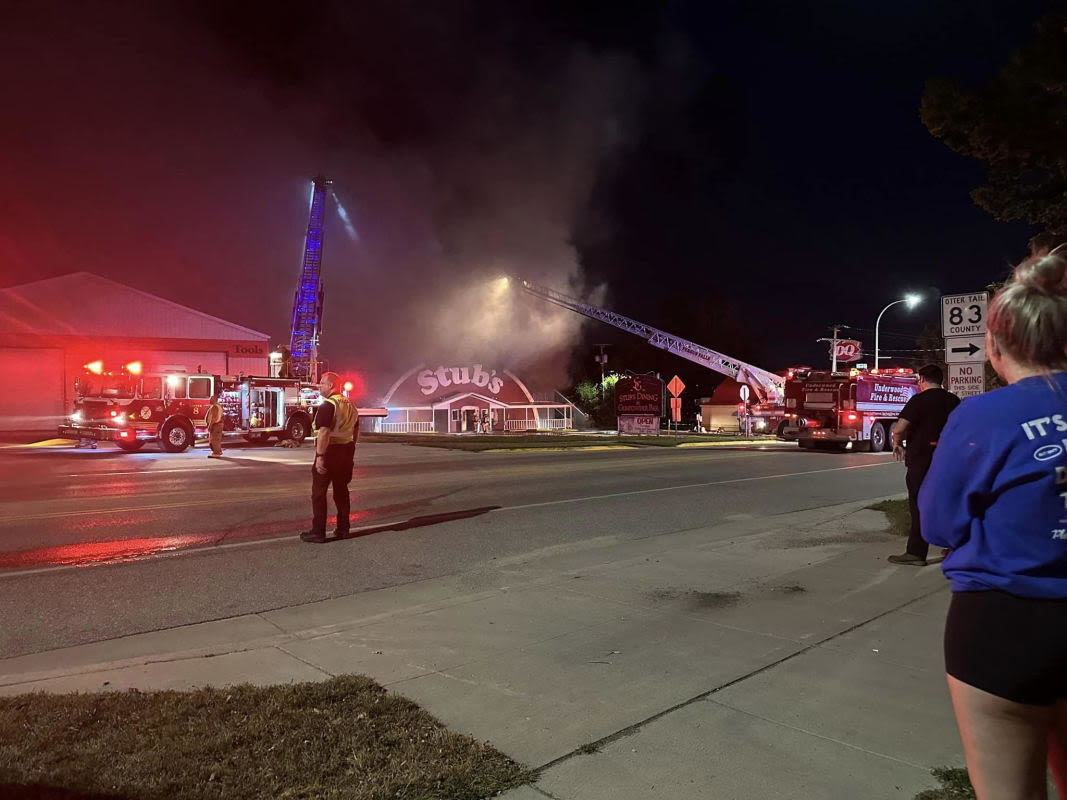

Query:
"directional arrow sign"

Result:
[[945, 334, 987, 364]]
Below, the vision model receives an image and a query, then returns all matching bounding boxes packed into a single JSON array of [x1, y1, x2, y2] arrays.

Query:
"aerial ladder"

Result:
[[515, 278, 785, 406], [288, 175, 332, 382]]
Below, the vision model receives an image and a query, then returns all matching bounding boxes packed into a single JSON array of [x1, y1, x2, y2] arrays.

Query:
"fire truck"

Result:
[[57, 362, 322, 452], [783, 367, 918, 452]]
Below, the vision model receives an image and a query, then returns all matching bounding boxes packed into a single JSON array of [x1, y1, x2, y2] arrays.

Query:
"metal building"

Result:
[[0, 272, 270, 431]]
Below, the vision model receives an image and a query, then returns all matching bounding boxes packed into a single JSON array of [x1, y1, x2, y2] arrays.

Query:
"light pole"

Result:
[[874, 294, 922, 370]]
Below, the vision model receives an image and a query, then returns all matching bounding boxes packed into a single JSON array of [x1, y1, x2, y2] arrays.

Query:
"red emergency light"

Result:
[[125, 361, 143, 375], [84, 360, 103, 375]]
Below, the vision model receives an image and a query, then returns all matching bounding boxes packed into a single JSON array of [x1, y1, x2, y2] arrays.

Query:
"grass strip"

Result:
[[914, 767, 975, 798], [0, 675, 534, 800], [866, 498, 910, 537]]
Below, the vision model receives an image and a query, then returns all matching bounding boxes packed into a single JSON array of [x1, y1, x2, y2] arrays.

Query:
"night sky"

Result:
[[0, 0, 1053, 400]]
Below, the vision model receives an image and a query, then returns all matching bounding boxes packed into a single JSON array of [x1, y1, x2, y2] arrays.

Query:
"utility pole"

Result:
[[593, 344, 610, 398], [816, 324, 846, 372]]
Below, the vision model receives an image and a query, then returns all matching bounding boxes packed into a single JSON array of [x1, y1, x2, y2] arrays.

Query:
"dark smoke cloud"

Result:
[[0, 0, 647, 396]]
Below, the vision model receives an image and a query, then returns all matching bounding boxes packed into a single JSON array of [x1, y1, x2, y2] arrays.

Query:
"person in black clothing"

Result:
[[888, 364, 960, 566]]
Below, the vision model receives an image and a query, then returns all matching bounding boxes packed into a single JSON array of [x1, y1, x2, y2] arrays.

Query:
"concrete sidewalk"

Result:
[[0, 499, 959, 798]]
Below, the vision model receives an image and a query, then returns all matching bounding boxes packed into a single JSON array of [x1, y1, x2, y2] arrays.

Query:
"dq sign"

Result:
[[832, 340, 863, 363]]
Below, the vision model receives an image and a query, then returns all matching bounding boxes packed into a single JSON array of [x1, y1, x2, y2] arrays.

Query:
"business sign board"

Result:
[[832, 339, 863, 363], [947, 363, 985, 399], [945, 334, 987, 364], [942, 292, 988, 338], [618, 415, 659, 435], [616, 375, 664, 416]]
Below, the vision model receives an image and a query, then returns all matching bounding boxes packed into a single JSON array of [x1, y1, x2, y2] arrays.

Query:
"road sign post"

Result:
[[942, 291, 989, 399], [667, 376, 685, 433], [947, 363, 984, 399]]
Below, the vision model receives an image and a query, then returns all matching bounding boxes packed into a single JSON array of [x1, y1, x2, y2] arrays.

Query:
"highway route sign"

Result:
[[942, 292, 988, 338], [945, 334, 987, 364]]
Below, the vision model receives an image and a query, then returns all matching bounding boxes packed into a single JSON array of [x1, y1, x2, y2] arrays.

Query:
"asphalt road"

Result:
[[0, 439, 905, 658]]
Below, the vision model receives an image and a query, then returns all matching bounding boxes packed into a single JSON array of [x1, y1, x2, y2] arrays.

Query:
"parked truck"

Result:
[[783, 367, 918, 452]]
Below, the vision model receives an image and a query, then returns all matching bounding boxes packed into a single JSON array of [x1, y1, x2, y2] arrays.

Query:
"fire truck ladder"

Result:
[[515, 278, 785, 404], [288, 175, 333, 382]]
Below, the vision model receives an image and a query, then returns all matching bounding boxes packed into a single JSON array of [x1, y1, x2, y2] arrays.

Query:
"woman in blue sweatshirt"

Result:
[[920, 245, 1067, 799]]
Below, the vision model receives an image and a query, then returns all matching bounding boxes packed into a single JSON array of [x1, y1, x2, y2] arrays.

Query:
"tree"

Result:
[[920, 11, 1067, 243]]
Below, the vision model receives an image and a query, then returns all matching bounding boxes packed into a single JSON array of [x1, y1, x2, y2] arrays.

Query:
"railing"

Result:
[[380, 421, 434, 433], [539, 418, 568, 429], [505, 418, 569, 431]]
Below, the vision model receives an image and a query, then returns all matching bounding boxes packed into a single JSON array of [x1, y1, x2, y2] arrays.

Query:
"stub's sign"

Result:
[[948, 363, 984, 399], [618, 415, 659, 435], [616, 375, 664, 416]]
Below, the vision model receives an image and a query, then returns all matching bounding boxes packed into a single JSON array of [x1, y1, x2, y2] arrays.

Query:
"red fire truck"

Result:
[[57, 362, 322, 452], [783, 368, 918, 452]]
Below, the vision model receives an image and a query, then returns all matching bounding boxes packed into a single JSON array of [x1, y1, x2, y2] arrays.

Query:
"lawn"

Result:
[[0, 675, 534, 800]]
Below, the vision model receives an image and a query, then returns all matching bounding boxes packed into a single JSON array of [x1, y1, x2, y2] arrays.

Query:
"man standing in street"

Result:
[[300, 371, 357, 544], [888, 364, 960, 566], [205, 392, 224, 459]]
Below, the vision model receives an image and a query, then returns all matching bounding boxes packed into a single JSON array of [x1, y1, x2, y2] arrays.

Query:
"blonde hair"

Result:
[[988, 245, 1067, 370]]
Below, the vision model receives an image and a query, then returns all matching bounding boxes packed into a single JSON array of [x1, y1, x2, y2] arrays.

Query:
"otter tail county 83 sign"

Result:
[[941, 291, 988, 400]]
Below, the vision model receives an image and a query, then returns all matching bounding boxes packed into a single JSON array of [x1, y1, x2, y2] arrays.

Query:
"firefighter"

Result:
[[205, 392, 224, 458], [300, 371, 357, 543]]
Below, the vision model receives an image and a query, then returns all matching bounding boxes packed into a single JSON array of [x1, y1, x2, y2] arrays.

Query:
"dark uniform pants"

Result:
[[905, 453, 933, 560], [311, 441, 356, 535]]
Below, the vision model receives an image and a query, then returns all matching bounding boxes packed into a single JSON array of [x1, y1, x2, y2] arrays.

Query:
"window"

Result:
[[167, 376, 187, 398], [189, 377, 212, 399]]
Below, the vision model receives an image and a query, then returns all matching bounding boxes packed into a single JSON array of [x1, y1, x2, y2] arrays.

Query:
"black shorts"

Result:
[[945, 590, 1067, 706]]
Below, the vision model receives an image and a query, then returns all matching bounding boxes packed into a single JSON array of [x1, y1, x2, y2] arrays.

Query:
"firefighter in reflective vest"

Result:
[[300, 372, 357, 543]]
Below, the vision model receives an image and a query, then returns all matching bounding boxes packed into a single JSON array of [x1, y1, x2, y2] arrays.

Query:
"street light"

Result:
[[874, 293, 922, 370]]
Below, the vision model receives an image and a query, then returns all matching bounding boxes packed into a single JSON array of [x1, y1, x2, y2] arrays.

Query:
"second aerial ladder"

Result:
[[515, 278, 785, 406]]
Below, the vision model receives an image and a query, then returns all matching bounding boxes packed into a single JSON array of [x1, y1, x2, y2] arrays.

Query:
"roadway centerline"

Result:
[[497, 461, 896, 511]]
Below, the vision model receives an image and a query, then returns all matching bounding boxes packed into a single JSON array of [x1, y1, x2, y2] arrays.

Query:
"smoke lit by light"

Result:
[[331, 190, 359, 242]]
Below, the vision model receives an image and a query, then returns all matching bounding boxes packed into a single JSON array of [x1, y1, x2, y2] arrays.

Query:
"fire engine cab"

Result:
[[57, 362, 321, 452], [783, 368, 918, 452]]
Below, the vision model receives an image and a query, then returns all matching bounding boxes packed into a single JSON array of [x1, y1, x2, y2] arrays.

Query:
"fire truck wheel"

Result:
[[115, 439, 144, 452], [869, 421, 887, 453], [285, 414, 310, 442], [160, 419, 194, 453]]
